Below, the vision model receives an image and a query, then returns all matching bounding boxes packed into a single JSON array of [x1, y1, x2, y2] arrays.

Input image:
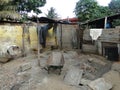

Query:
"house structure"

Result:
[[81, 14, 120, 61], [0, 17, 79, 62]]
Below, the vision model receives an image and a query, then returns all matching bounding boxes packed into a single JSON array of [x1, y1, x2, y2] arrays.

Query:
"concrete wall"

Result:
[[83, 27, 120, 60], [99, 28, 120, 42], [0, 23, 78, 57], [83, 28, 120, 42], [0, 24, 56, 57], [57, 24, 78, 49]]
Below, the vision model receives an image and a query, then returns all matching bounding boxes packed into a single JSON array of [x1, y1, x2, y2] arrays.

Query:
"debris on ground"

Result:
[[0, 50, 119, 90]]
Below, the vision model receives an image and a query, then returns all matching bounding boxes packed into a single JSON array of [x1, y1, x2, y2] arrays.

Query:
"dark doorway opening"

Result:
[[105, 47, 119, 61]]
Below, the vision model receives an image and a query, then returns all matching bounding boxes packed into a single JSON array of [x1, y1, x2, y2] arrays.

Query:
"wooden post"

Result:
[[37, 20, 41, 67], [104, 17, 107, 29], [60, 24, 62, 50], [22, 24, 25, 56], [76, 24, 80, 49], [79, 24, 84, 50]]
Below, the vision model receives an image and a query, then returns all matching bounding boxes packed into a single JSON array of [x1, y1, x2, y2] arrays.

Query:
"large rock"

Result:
[[111, 63, 120, 73], [102, 70, 120, 90], [112, 83, 120, 90], [0, 44, 22, 63], [88, 78, 112, 90], [80, 78, 91, 86], [19, 63, 32, 72], [102, 70, 120, 85], [0, 57, 10, 63], [64, 67, 83, 86], [47, 51, 64, 66]]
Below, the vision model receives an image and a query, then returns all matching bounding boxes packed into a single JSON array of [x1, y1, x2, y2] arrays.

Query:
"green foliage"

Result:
[[109, 0, 120, 26], [45, 7, 58, 19], [74, 0, 113, 22], [96, 6, 113, 18], [74, 0, 98, 22], [15, 0, 46, 14], [0, 0, 46, 20], [109, 0, 120, 13]]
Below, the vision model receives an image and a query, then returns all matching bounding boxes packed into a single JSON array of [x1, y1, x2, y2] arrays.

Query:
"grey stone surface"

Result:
[[64, 67, 83, 86], [80, 78, 91, 85], [88, 78, 112, 90], [19, 63, 32, 72], [102, 70, 120, 86], [111, 63, 120, 73]]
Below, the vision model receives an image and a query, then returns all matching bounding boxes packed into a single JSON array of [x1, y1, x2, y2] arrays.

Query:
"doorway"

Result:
[[105, 47, 119, 61]]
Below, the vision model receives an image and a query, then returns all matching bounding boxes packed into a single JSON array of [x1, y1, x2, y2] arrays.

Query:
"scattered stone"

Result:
[[83, 72, 96, 80], [47, 51, 64, 66], [111, 63, 120, 73], [102, 70, 120, 86], [80, 78, 91, 86], [10, 83, 21, 90], [0, 57, 10, 63], [112, 83, 120, 90], [64, 67, 83, 86], [88, 58, 106, 66], [88, 78, 112, 90], [17, 72, 31, 83], [78, 86, 92, 90], [19, 63, 31, 72]]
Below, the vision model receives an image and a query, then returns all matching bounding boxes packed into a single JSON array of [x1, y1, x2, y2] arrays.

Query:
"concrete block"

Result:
[[111, 63, 120, 73], [102, 70, 120, 85], [20, 63, 32, 72], [64, 67, 83, 86], [80, 78, 91, 85], [88, 78, 112, 90]]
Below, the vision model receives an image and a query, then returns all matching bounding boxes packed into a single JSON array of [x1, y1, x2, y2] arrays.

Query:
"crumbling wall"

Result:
[[0, 24, 56, 62], [99, 28, 120, 42], [83, 28, 120, 60], [57, 24, 78, 49]]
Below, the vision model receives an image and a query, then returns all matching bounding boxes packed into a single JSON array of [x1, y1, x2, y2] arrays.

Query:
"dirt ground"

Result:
[[0, 50, 119, 90]]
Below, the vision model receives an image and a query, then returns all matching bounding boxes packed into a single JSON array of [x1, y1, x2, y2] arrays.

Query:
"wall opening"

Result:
[[102, 42, 119, 61], [104, 47, 119, 61]]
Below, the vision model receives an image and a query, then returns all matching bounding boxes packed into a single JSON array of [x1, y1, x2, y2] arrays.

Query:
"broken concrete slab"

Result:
[[19, 63, 32, 72], [47, 51, 64, 66], [82, 72, 96, 80], [88, 78, 112, 90], [111, 63, 120, 73], [0, 57, 10, 63], [112, 83, 120, 90], [80, 78, 91, 86], [78, 86, 92, 90], [17, 72, 31, 83], [64, 67, 83, 86], [88, 58, 106, 66], [102, 70, 120, 86]]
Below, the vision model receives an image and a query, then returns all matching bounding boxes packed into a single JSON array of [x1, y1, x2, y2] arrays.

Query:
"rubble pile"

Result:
[[0, 50, 119, 90]]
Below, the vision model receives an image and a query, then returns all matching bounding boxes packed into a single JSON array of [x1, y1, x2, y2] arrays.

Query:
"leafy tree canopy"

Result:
[[109, 0, 120, 13], [0, 0, 46, 20], [74, 0, 98, 22], [45, 7, 58, 19], [74, 0, 113, 22]]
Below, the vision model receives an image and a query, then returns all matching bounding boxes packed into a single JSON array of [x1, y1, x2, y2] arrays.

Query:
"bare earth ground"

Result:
[[0, 50, 118, 90]]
